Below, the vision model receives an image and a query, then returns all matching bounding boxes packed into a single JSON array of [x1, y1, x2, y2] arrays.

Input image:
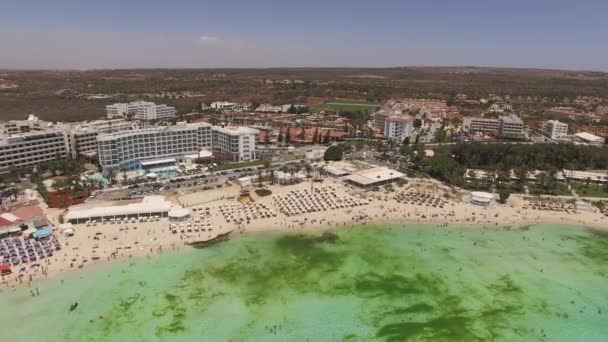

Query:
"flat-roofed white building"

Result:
[[64, 196, 174, 224], [0, 115, 55, 136], [344, 166, 404, 188], [106, 103, 129, 119], [543, 120, 568, 140], [384, 114, 414, 142], [106, 101, 177, 121], [68, 119, 137, 159], [210, 102, 237, 110], [211, 126, 258, 162], [498, 115, 526, 139], [463, 117, 500, 133], [574, 132, 605, 145], [463, 115, 526, 139], [0, 131, 68, 173], [97, 122, 212, 174]]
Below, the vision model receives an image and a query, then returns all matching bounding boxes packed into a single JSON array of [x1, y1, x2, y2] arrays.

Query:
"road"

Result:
[[97, 159, 307, 199]]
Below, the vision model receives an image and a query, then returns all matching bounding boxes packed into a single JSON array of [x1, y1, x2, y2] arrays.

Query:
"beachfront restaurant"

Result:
[[470, 191, 495, 206], [344, 167, 404, 188], [64, 196, 173, 224]]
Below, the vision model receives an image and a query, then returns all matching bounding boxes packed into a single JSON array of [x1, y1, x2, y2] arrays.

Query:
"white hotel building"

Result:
[[543, 120, 568, 140], [383, 114, 414, 142], [67, 119, 137, 159], [211, 126, 258, 162], [0, 131, 69, 173], [97, 123, 258, 174], [106, 101, 177, 121]]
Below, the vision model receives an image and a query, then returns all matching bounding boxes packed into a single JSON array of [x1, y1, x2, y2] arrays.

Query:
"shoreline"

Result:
[[1, 218, 602, 291], [2, 179, 607, 289]]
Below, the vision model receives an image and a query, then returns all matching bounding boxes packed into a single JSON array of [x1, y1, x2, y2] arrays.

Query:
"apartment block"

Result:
[[0, 131, 69, 173], [106, 101, 177, 121], [498, 115, 526, 139], [543, 120, 568, 140], [463, 115, 526, 139], [383, 115, 414, 142], [374, 111, 393, 132], [211, 126, 258, 162], [106, 103, 129, 119], [462, 117, 500, 133]]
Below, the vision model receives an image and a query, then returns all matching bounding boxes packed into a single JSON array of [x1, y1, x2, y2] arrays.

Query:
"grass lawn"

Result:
[[573, 184, 608, 198], [311, 99, 380, 113], [464, 182, 492, 191], [497, 183, 525, 194], [528, 183, 572, 196]]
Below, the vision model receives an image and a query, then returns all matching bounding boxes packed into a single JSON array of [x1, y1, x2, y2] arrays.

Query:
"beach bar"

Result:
[[344, 167, 404, 188], [64, 196, 173, 224], [470, 191, 495, 206]]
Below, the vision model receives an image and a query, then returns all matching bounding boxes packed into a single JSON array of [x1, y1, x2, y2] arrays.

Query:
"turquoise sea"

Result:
[[1, 224, 607, 341]]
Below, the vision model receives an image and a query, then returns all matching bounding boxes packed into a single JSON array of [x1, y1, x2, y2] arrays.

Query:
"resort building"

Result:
[[106, 101, 177, 121], [97, 122, 212, 174], [374, 111, 392, 132], [105, 103, 129, 119], [463, 115, 526, 139], [498, 115, 526, 139], [0, 131, 69, 173], [210, 101, 237, 111], [0, 115, 55, 136], [383, 114, 414, 142], [543, 120, 569, 140], [211, 126, 258, 162], [462, 117, 500, 134], [67, 119, 137, 159]]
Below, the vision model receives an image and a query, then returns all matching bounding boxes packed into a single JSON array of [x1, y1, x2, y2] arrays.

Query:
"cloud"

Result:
[[199, 35, 221, 44]]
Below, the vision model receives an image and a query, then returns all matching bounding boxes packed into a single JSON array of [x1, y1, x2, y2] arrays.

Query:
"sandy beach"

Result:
[[2, 177, 606, 289]]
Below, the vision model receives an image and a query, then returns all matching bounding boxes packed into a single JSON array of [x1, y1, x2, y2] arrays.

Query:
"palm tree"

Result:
[[303, 163, 313, 178], [269, 170, 275, 185], [467, 169, 478, 188], [496, 167, 511, 189], [121, 168, 128, 184], [108, 169, 117, 185]]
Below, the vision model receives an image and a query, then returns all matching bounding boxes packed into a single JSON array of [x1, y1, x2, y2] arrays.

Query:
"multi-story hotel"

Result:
[[498, 114, 526, 139], [383, 114, 414, 142], [543, 120, 568, 140], [374, 111, 393, 131], [0, 131, 69, 173], [97, 122, 213, 173], [0, 115, 55, 136], [463, 115, 526, 139], [106, 101, 177, 121], [211, 126, 258, 162], [105, 103, 129, 119], [96, 123, 258, 174], [462, 117, 501, 133], [67, 119, 137, 159]]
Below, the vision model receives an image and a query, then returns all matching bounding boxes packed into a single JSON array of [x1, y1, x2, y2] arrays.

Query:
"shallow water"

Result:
[[1, 224, 607, 341]]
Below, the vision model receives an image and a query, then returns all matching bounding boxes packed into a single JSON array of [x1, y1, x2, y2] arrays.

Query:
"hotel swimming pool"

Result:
[[84, 172, 109, 185], [146, 166, 177, 180]]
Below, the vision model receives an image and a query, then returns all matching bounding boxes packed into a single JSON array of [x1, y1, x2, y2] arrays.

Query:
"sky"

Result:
[[0, 0, 607, 70]]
